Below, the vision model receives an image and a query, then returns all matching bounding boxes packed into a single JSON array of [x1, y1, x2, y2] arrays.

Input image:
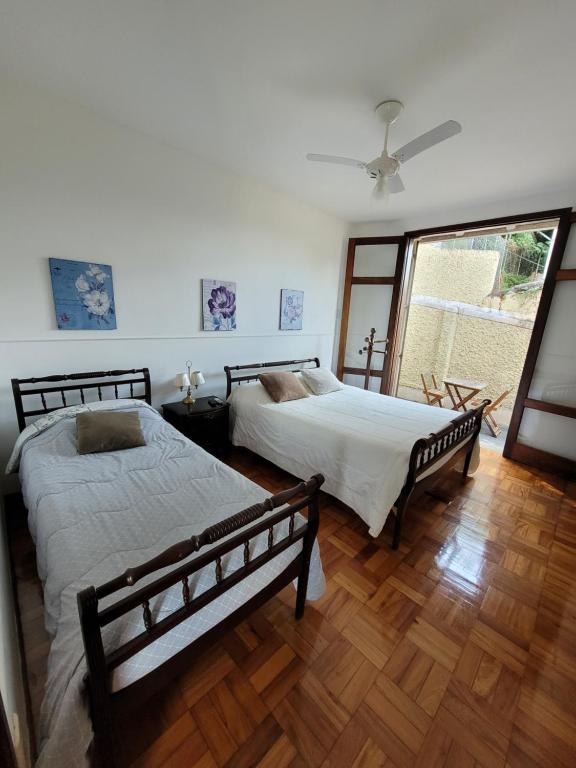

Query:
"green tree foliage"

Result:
[[505, 230, 552, 277]]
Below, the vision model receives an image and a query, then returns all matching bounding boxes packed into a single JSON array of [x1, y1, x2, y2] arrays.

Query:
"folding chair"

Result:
[[420, 373, 449, 407], [472, 388, 511, 437]]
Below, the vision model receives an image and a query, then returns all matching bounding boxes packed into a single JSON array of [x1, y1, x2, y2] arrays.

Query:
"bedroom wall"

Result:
[[0, 71, 348, 480], [0, 71, 346, 766]]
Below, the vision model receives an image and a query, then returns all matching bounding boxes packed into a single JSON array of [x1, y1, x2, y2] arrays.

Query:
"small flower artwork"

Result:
[[280, 289, 304, 330], [202, 279, 237, 331], [49, 258, 117, 330]]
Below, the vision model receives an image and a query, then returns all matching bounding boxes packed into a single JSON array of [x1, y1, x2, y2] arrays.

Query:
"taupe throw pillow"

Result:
[[76, 411, 146, 455], [258, 372, 309, 403]]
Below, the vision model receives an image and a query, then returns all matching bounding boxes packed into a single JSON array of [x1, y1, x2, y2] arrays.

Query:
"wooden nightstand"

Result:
[[162, 397, 230, 456]]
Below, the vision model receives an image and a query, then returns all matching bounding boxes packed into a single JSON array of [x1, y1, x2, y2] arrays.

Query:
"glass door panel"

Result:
[[527, 282, 576, 406], [344, 284, 393, 391], [353, 244, 399, 277], [337, 237, 405, 394], [518, 409, 576, 461], [561, 227, 576, 268]]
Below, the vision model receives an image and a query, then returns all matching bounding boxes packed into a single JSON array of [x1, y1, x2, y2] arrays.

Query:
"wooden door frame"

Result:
[[401, 206, 573, 475], [336, 236, 407, 394]]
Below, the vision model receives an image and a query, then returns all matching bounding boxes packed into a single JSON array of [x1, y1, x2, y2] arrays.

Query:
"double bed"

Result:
[[225, 358, 489, 548], [8, 368, 325, 768]]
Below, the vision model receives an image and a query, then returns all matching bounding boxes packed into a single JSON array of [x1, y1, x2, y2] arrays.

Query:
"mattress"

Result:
[[9, 399, 325, 768], [229, 383, 479, 537]]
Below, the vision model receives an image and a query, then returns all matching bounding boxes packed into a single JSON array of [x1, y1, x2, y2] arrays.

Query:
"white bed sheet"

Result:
[[9, 400, 325, 768], [230, 383, 479, 537]]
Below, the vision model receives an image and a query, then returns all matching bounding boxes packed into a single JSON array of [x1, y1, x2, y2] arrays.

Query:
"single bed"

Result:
[[225, 358, 489, 548], [8, 369, 325, 768]]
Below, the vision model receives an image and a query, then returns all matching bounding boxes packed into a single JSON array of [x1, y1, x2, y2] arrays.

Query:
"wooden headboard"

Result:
[[224, 358, 320, 398], [11, 368, 152, 433]]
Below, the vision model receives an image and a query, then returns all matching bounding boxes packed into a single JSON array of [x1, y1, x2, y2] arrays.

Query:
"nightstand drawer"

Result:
[[162, 398, 230, 456], [183, 413, 227, 441]]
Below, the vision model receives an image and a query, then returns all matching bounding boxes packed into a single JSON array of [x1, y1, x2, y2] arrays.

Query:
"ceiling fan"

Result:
[[306, 100, 461, 198]]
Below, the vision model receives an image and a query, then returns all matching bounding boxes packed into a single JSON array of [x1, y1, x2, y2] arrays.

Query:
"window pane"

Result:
[[353, 244, 398, 277]]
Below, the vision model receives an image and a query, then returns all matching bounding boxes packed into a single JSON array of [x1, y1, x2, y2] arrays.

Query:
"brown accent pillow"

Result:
[[76, 411, 146, 455], [258, 372, 309, 403]]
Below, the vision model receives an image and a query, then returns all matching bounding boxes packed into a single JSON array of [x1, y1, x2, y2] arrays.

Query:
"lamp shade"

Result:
[[190, 371, 205, 386], [175, 372, 190, 388]]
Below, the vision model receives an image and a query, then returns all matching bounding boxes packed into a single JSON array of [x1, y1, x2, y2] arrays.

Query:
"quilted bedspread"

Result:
[[10, 401, 325, 767]]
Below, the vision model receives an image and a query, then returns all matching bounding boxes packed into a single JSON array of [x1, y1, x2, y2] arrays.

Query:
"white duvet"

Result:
[[230, 383, 479, 537], [7, 400, 325, 767]]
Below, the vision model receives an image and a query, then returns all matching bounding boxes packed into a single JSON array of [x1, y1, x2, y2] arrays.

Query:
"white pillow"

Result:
[[301, 367, 344, 395]]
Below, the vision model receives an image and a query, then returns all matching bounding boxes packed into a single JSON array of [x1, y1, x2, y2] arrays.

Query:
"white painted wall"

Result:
[[348, 197, 576, 462], [0, 71, 347, 764], [0, 71, 347, 477]]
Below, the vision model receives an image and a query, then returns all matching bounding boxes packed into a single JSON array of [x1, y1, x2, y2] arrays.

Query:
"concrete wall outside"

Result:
[[412, 245, 500, 304], [399, 303, 532, 406], [399, 242, 538, 410]]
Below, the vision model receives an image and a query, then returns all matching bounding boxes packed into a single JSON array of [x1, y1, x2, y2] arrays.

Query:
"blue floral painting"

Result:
[[49, 258, 117, 330], [280, 289, 304, 330], [202, 279, 237, 331]]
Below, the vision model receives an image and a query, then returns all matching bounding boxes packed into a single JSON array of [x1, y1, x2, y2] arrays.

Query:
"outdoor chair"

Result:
[[471, 388, 511, 437], [420, 373, 449, 407]]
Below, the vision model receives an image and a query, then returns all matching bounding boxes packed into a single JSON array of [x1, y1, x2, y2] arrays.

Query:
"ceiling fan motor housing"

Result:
[[366, 155, 400, 178]]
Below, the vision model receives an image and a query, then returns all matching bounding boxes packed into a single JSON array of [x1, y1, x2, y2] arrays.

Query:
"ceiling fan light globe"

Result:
[[372, 175, 388, 200]]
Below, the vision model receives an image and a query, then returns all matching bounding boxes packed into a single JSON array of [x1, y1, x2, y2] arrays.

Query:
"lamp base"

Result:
[[182, 391, 195, 405]]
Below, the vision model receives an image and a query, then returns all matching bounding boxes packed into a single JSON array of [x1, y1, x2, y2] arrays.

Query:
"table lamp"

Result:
[[175, 361, 205, 405]]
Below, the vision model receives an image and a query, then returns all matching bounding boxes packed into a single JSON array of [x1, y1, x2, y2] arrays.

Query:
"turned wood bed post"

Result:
[[77, 587, 115, 766], [391, 400, 490, 550], [295, 489, 320, 620], [392, 436, 427, 550]]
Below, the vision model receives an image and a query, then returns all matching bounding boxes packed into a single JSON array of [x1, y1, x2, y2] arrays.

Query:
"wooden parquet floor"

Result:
[[9, 447, 576, 768]]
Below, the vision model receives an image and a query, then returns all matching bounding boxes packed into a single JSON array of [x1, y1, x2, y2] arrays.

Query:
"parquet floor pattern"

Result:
[[10, 447, 576, 767]]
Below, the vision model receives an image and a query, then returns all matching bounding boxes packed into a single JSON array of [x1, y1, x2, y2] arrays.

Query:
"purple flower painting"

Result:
[[202, 279, 237, 331], [280, 289, 304, 330]]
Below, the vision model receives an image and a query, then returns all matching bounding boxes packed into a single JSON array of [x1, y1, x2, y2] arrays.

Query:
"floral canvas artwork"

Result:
[[49, 258, 117, 330], [280, 289, 304, 330], [202, 279, 237, 331]]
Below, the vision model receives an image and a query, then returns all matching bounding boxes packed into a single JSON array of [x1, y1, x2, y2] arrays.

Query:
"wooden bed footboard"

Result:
[[77, 474, 324, 767], [391, 399, 490, 549]]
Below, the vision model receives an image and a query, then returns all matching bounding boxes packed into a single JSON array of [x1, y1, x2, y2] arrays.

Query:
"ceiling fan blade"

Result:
[[392, 120, 462, 164], [306, 153, 366, 169], [387, 174, 405, 193]]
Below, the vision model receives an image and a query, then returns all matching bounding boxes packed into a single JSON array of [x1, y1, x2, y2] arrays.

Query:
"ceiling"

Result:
[[1, 0, 576, 222]]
